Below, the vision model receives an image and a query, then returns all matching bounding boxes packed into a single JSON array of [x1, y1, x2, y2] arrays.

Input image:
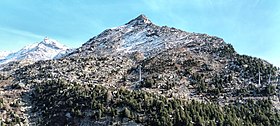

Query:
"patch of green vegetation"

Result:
[[31, 79, 280, 126]]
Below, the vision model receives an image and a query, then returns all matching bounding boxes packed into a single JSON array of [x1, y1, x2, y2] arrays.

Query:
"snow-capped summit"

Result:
[[41, 37, 68, 50], [0, 37, 69, 65]]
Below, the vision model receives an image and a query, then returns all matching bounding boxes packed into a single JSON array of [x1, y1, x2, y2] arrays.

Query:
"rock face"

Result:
[[0, 37, 68, 65], [2, 15, 280, 125]]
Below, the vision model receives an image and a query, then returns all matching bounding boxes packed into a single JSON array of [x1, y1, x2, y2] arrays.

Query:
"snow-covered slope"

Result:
[[53, 48, 76, 59], [0, 37, 68, 65], [0, 51, 12, 60], [71, 14, 225, 58]]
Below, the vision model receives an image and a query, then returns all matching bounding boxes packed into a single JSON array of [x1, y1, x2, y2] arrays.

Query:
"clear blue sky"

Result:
[[0, 0, 279, 67]]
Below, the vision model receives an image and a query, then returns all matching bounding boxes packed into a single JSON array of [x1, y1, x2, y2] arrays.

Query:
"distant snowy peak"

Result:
[[41, 37, 68, 50], [0, 37, 69, 65], [21, 37, 67, 51]]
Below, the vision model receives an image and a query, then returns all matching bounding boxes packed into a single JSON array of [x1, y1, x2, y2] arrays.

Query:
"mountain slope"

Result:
[[53, 48, 76, 59], [0, 51, 12, 60], [70, 15, 228, 59], [0, 37, 68, 65], [1, 14, 279, 125]]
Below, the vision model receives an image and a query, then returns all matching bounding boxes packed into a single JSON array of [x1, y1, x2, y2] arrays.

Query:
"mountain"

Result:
[[1, 15, 280, 126], [0, 51, 12, 60], [71, 14, 210, 58], [0, 37, 68, 65]]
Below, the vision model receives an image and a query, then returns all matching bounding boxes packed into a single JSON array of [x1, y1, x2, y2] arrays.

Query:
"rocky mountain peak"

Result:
[[125, 14, 152, 26], [73, 14, 227, 59]]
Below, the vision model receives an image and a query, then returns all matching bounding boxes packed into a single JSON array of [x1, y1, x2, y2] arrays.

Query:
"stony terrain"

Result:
[[0, 15, 280, 126]]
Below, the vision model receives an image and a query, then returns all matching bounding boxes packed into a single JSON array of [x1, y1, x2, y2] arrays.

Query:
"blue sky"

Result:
[[0, 0, 279, 67]]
